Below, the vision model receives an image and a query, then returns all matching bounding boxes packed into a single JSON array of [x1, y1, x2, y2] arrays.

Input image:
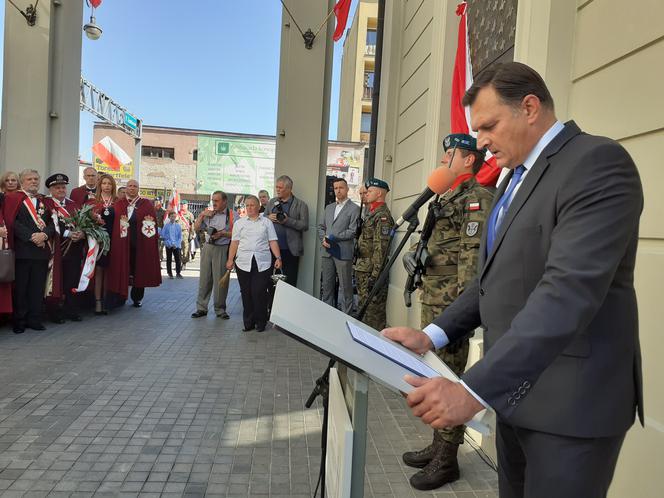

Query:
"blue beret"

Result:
[[365, 178, 390, 192], [443, 133, 479, 152]]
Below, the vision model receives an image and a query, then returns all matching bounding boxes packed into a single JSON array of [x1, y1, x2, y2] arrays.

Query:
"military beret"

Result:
[[45, 173, 69, 188], [443, 133, 480, 152], [181, 199, 189, 204], [365, 178, 390, 192]]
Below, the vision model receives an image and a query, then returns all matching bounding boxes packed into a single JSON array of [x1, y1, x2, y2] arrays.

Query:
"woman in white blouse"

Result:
[[226, 195, 282, 332]]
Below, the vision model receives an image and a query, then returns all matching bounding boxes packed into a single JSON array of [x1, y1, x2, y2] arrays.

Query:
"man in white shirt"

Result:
[[318, 178, 361, 314]]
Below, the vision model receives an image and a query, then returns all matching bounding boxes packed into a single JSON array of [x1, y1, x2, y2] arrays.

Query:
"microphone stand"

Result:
[[307, 211, 421, 498]]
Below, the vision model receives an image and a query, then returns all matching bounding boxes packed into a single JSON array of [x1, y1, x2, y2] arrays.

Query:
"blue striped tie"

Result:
[[486, 165, 526, 253]]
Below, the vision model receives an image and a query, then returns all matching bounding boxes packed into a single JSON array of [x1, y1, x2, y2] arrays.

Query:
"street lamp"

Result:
[[83, 14, 102, 40]]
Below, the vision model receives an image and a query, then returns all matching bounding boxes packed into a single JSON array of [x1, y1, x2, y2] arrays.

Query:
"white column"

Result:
[[1, 0, 83, 184], [274, 0, 335, 295]]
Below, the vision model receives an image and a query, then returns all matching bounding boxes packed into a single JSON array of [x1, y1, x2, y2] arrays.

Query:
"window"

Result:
[[192, 149, 198, 161], [142, 146, 175, 159], [361, 112, 372, 133], [366, 29, 377, 46]]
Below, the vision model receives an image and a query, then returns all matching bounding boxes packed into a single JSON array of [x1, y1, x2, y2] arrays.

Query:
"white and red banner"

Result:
[[92, 136, 133, 171], [73, 236, 100, 293], [451, 2, 501, 187], [165, 188, 181, 222]]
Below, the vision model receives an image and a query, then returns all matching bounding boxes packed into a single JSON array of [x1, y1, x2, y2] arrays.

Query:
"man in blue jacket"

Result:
[[160, 211, 183, 279]]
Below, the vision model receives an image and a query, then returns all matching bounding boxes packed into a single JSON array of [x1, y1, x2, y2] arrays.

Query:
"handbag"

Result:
[[271, 267, 287, 286], [0, 237, 15, 283]]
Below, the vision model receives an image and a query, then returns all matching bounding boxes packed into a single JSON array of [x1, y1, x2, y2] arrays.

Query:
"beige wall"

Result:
[[373, 0, 662, 493]]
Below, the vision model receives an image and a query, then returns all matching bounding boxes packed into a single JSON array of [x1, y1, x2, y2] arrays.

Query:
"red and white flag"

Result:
[[451, 2, 501, 187], [165, 188, 181, 221], [92, 136, 132, 171], [333, 0, 352, 42]]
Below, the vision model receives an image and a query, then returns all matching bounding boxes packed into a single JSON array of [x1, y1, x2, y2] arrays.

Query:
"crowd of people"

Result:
[[0, 168, 161, 333]]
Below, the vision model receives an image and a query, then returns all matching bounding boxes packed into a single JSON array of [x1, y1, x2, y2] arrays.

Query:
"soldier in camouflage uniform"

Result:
[[403, 134, 495, 491], [179, 200, 196, 267], [354, 178, 394, 330]]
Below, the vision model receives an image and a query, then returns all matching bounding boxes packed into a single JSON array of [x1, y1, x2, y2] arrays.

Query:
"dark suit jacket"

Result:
[[318, 200, 361, 261], [265, 195, 309, 256], [13, 197, 55, 260], [435, 121, 643, 438]]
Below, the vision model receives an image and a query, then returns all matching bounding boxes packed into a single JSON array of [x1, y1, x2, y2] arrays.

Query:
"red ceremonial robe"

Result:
[[42, 196, 80, 301], [0, 192, 19, 313], [107, 197, 161, 298], [70, 185, 96, 206]]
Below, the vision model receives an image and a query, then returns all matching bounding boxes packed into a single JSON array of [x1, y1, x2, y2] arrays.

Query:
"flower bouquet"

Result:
[[64, 204, 111, 292], [64, 204, 110, 255]]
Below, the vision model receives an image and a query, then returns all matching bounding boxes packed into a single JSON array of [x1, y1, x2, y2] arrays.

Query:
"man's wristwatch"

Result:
[[276, 256, 282, 260]]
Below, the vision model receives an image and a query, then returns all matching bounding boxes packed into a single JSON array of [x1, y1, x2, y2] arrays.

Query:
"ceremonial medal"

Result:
[[104, 208, 110, 216]]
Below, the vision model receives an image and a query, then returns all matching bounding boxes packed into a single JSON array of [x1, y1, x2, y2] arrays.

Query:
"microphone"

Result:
[[394, 167, 456, 228]]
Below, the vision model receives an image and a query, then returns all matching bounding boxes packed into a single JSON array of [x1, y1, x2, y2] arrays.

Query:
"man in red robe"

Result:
[[107, 179, 161, 305], [43, 174, 85, 323], [70, 167, 98, 205]]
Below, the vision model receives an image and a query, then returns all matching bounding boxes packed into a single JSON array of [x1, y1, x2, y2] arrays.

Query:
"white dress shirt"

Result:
[[231, 215, 278, 272], [423, 120, 565, 409], [333, 198, 349, 220]]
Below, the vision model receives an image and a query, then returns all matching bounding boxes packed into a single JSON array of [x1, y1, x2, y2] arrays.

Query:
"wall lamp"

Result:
[[84, 0, 103, 40]]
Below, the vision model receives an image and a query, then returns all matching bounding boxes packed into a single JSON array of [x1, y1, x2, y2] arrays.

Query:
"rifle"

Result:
[[352, 201, 365, 265], [403, 196, 439, 307]]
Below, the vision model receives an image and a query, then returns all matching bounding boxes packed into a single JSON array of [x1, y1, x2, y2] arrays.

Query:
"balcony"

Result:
[[365, 44, 376, 56], [363, 86, 373, 100]]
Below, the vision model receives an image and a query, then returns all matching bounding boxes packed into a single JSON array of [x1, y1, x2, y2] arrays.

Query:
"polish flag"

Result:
[[333, 0, 352, 42], [92, 136, 132, 171], [166, 188, 181, 221], [451, 2, 501, 187]]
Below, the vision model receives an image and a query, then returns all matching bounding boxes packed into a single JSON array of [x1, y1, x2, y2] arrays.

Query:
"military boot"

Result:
[[402, 431, 444, 468], [409, 439, 460, 491]]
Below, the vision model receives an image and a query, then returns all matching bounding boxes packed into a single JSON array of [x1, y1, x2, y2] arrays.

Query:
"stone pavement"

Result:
[[0, 262, 498, 497]]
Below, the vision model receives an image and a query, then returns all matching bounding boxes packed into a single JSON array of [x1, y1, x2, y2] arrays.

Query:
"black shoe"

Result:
[[26, 323, 46, 331], [191, 310, 207, 318], [168, 275, 174, 279], [242, 325, 255, 332], [176, 274, 183, 279], [13, 325, 25, 334], [217, 311, 230, 319], [133, 301, 142, 308], [409, 440, 460, 491], [51, 317, 66, 325], [67, 314, 82, 322], [256, 326, 266, 332], [403, 432, 443, 468]]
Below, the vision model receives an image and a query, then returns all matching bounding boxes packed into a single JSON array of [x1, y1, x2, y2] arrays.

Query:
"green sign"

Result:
[[216, 142, 230, 155], [197, 135, 275, 195]]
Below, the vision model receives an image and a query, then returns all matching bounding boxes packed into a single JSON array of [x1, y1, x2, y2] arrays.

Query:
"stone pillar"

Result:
[[1, 0, 83, 184], [274, 0, 335, 296]]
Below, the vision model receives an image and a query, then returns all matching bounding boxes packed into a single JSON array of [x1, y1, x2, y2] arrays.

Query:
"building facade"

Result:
[[337, 0, 378, 143]]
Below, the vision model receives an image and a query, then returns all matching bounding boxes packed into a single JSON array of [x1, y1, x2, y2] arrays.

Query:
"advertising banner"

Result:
[[196, 136, 275, 195]]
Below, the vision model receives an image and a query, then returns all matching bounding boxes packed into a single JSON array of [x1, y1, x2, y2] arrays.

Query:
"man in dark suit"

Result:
[[318, 177, 360, 314], [384, 62, 643, 498], [9, 169, 56, 333]]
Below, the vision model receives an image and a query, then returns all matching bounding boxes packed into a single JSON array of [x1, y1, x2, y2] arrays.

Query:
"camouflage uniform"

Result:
[[354, 203, 394, 330], [421, 176, 494, 445], [179, 210, 195, 265]]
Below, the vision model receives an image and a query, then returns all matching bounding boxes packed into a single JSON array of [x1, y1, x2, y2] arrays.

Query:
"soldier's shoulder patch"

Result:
[[381, 225, 391, 236], [466, 221, 480, 237], [380, 217, 387, 221], [468, 202, 481, 211]]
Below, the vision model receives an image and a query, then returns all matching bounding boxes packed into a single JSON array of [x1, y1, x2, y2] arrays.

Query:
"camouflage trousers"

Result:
[[181, 232, 191, 265], [355, 271, 388, 331], [422, 302, 470, 446]]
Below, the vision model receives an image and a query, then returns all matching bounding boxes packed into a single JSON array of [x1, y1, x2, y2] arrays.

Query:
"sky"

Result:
[[0, 0, 359, 162]]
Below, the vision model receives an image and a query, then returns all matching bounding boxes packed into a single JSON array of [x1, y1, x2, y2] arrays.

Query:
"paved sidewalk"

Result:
[[0, 263, 497, 497]]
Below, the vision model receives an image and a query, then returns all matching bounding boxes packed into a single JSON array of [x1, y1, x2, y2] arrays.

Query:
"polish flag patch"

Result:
[[468, 202, 481, 211]]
